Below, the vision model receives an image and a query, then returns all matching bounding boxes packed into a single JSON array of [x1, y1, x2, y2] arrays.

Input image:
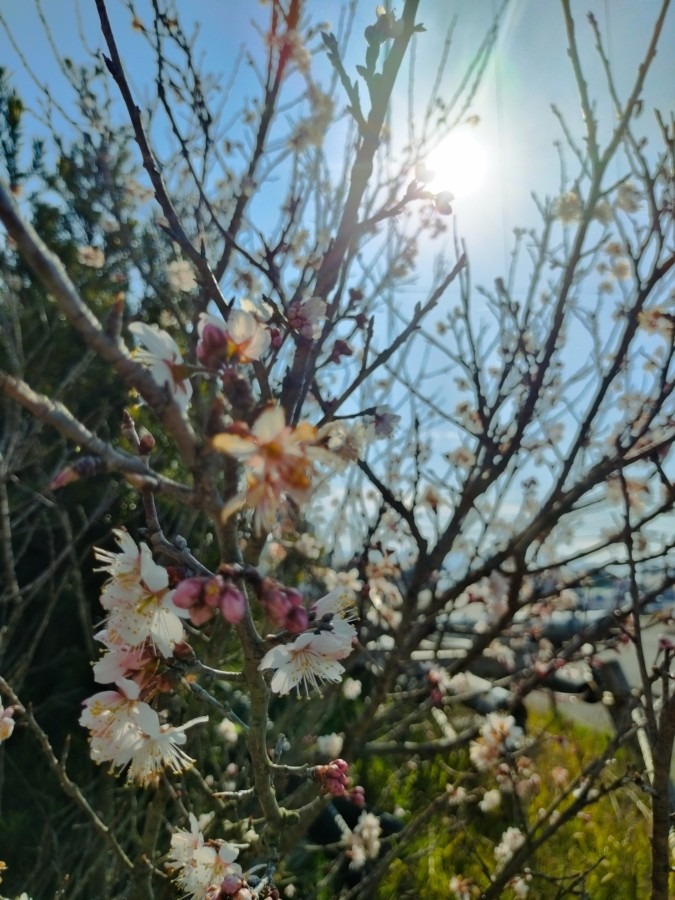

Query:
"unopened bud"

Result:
[[138, 431, 155, 454], [172, 640, 196, 664], [349, 785, 366, 807], [284, 605, 309, 634], [219, 582, 246, 624]]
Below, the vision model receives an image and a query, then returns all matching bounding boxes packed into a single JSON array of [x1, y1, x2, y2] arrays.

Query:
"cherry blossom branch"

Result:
[[212, 0, 298, 283], [282, 0, 422, 423], [0, 371, 194, 505], [0, 676, 135, 873], [483, 738, 632, 898], [0, 452, 21, 608], [0, 182, 197, 467], [94, 0, 230, 321], [323, 254, 466, 420], [182, 679, 248, 731]]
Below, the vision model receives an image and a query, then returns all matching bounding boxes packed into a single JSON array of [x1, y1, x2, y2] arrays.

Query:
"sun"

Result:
[[424, 131, 489, 199]]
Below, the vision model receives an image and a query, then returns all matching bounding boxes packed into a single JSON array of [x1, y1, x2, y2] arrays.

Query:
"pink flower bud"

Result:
[[313, 759, 350, 796], [349, 785, 366, 807], [220, 873, 244, 895], [173, 576, 220, 627], [329, 339, 353, 364], [203, 576, 226, 608], [259, 579, 305, 629], [173, 577, 204, 610], [219, 583, 246, 624], [284, 605, 309, 634], [197, 322, 228, 367]]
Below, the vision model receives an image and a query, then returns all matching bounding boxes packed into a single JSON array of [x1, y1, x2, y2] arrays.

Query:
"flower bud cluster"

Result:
[[174, 575, 246, 627], [258, 578, 308, 633], [312, 758, 350, 796]]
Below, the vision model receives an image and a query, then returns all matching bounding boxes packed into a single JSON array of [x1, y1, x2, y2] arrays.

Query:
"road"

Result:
[[528, 615, 670, 732]]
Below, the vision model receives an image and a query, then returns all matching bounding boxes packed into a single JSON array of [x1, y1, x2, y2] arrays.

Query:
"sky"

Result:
[[1, 1, 672, 277]]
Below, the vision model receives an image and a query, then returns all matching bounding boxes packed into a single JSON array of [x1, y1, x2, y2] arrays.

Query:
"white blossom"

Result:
[[494, 826, 525, 867], [128, 322, 193, 414], [166, 259, 197, 292]]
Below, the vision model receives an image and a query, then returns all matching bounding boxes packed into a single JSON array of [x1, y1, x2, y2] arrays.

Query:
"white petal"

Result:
[[129, 322, 181, 362]]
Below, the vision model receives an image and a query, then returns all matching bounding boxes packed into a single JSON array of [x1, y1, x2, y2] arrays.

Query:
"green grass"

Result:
[[353, 707, 653, 899]]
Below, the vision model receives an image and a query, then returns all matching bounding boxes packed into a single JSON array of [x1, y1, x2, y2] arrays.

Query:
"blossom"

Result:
[[166, 259, 197, 292], [323, 568, 363, 594], [445, 446, 476, 468], [0, 702, 15, 743], [197, 310, 270, 367], [167, 812, 204, 869], [259, 631, 349, 695], [289, 87, 334, 151], [551, 766, 570, 787], [316, 421, 366, 464], [77, 245, 105, 268], [217, 718, 239, 744], [91, 629, 158, 689], [80, 682, 146, 769], [343, 812, 382, 870], [449, 874, 474, 900], [124, 711, 208, 787], [310, 587, 358, 652], [168, 818, 242, 899], [553, 191, 582, 223], [616, 181, 641, 212], [592, 199, 613, 224], [638, 306, 673, 337], [294, 533, 322, 559], [611, 257, 631, 280], [212, 406, 325, 532], [365, 406, 401, 439], [316, 732, 344, 758], [470, 712, 524, 772], [94, 529, 187, 656], [511, 876, 530, 897], [241, 297, 272, 322], [80, 682, 206, 786], [267, 28, 310, 73], [343, 677, 363, 700], [287, 296, 326, 340], [479, 788, 501, 813], [128, 322, 193, 414], [494, 826, 525, 867]]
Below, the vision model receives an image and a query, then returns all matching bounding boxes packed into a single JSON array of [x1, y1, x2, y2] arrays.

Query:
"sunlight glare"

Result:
[[425, 131, 489, 199]]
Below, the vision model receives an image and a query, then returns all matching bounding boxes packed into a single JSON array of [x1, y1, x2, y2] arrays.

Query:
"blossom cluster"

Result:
[[469, 712, 524, 772], [167, 814, 249, 899], [258, 587, 357, 695], [343, 811, 382, 870], [125, 303, 400, 538], [80, 680, 206, 787], [80, 529, 208, 785]]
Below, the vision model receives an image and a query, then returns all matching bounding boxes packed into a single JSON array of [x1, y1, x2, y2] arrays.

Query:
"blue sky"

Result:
[[1, 1, 672, 279]]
